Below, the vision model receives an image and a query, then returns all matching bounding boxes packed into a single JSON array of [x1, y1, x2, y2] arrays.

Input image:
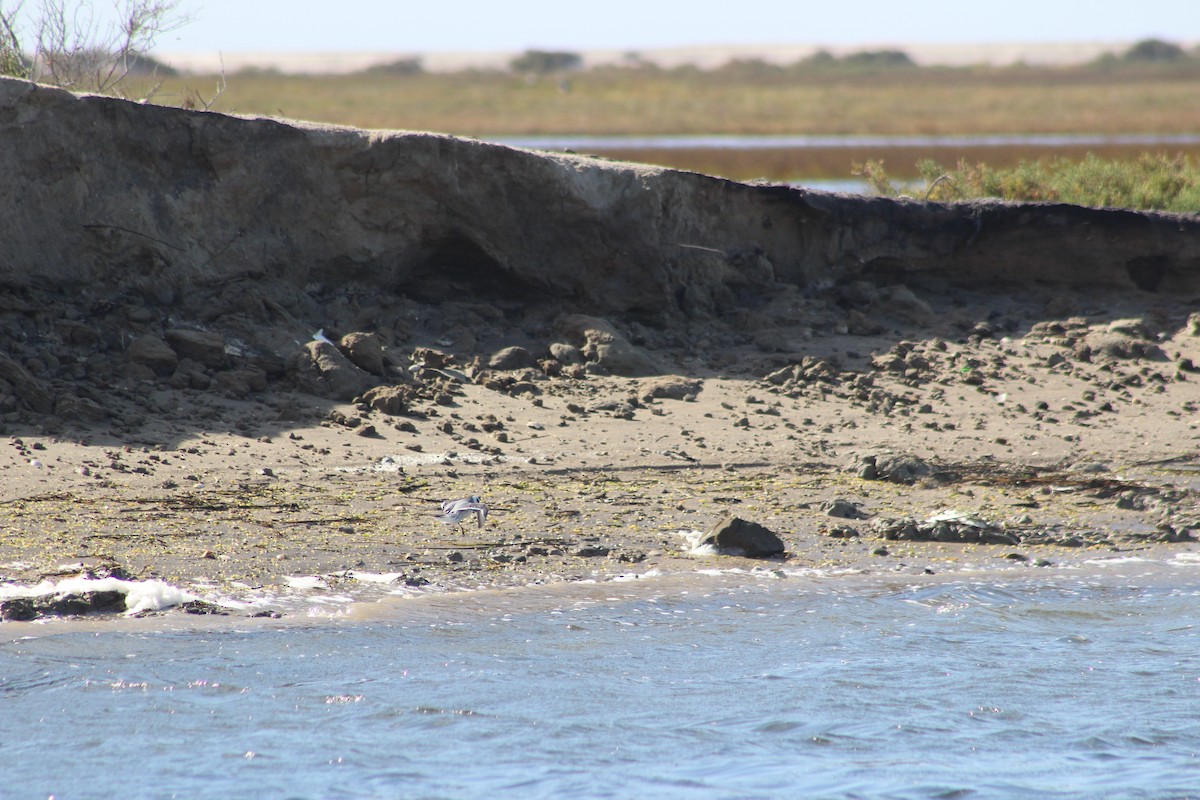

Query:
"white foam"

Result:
[[1085, 556, 1153, 567], [677, 529, 718, 556], [284, 575, 328, 590], [0, 576, 197, 615]]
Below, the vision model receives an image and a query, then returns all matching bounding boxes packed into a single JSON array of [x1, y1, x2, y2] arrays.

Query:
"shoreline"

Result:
[[3, 539, 1197, 636]]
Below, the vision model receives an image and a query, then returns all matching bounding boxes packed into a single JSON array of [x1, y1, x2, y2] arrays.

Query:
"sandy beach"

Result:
[[2, 281, 1198, 618]]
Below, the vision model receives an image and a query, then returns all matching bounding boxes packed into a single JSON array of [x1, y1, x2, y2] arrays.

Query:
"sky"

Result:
[[141, 0, 1198, 54]]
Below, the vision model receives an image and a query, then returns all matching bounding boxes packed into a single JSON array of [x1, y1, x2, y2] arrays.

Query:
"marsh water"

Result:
[[4, 559, 1199, 799]]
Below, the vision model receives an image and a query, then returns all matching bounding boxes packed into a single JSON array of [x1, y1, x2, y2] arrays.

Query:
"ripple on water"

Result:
[[2, 565, 1200, 799]]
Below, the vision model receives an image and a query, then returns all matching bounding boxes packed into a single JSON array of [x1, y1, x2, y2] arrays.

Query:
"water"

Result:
[[4, 562, 1199, 799]]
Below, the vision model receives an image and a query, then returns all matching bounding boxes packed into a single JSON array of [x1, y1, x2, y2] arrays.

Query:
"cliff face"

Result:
[[3, 76, 1198, 323], [1, 76, 1199, 424]]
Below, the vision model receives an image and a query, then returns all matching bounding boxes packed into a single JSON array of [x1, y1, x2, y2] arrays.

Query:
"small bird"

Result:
[[436, 495, 488, 531]]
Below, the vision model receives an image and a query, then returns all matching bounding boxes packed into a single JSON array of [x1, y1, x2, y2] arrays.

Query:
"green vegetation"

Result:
[[856, 153, 1200, 213], [509, 49, 583, 74]]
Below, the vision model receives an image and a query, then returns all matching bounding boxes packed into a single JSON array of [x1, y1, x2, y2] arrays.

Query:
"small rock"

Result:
[[411, 347, 454, 369], [639, 375, 703, 402], [821, 499, 869, 519], [361, 385, 410, 416]]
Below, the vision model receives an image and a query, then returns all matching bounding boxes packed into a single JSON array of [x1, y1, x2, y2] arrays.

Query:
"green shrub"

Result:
[[510, 50, 582, 74], [870, 153, 1200, 213], [1123, 39, 1189, 64]]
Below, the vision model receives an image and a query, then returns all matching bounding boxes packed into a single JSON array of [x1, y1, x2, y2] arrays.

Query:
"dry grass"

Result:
[[581, 142, 1200, 182], [152, 66, 1200, 138], [144, 65, 1200, 186]]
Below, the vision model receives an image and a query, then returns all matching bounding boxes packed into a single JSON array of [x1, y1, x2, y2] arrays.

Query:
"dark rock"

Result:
[[212, 370, 251, 398], [289, 340, 377, 401], [169, 358, 211, 390], [488, 346, 534, 370], [165, 328, 228, 369], [180, 599, 230, 615], [411, 348, 454, 369], [701, 516, 786, 558], [54, 392, 109, 422], [846, 309, 885, 336], [0, 590, 126, 620], [339, 331, 387, 375], [0, 597, 36, 621], [126, 335, 178, 376]]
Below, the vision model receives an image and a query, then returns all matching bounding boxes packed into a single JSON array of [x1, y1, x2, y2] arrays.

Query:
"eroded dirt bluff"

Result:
[[4, 77, 1200, 318]]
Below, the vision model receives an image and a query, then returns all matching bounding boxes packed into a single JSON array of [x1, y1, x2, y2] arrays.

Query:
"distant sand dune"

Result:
[[155, 40, 1181, 75]]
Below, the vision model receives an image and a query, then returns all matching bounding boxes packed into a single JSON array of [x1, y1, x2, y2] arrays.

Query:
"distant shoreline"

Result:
[[154, 40, 1179, 75]]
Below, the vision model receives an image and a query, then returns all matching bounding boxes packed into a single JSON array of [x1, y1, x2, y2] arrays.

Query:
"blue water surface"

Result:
[[2, 567, 1198, 799]]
